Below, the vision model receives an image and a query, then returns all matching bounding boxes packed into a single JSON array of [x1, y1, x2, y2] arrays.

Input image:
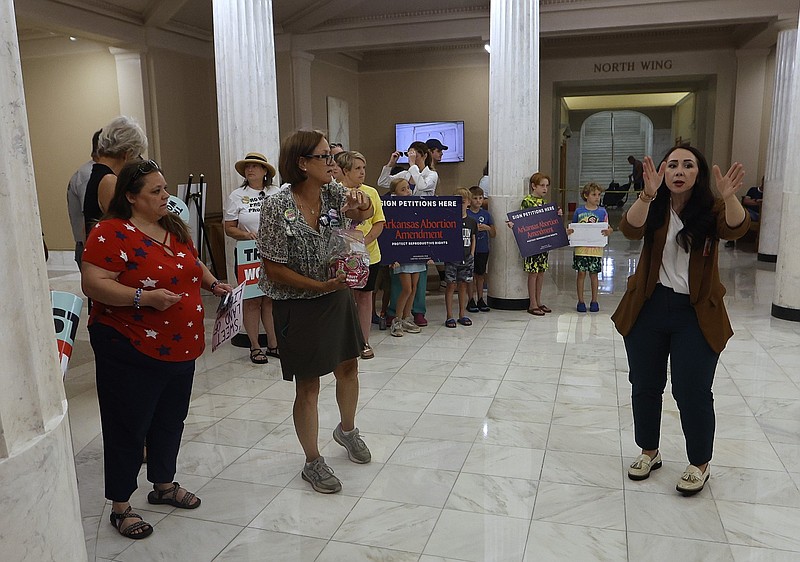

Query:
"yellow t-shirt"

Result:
[[350, 184, 385, 265]]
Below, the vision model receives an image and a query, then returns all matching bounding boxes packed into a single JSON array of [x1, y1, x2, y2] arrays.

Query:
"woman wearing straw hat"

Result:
[[224, 152, 281, 363]]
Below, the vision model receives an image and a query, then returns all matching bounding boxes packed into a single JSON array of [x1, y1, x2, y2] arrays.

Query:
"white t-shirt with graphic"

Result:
[[224, 185, 280, 233]]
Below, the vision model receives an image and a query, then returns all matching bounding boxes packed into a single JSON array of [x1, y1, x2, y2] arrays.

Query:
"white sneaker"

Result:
[[401, 317, 421, 333], [676, 464, 710, 496], [390, 318, 404, 337], [627, 452, 662, 480]]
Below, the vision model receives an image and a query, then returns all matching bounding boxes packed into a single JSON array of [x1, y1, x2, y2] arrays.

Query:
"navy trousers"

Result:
[[623, 284, 720, 466], [90, 323, 195, 502]]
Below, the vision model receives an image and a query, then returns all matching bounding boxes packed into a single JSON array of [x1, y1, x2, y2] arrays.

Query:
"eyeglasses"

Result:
[[131, 159, 161, 182], [304, 153, 335, 165], [329, 143, 343, 148]]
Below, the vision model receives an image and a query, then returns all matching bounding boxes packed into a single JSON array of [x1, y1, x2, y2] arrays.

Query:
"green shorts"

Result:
[[572, 255, 601, 273]]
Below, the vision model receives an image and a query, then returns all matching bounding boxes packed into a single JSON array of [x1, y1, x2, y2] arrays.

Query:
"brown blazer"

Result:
[[611, 199, 750, 354]]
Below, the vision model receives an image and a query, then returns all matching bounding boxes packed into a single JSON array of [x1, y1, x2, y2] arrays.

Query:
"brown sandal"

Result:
[[147, 482, 201, 509], [527, 308, 545, 316], [110, 506, 153, 539], [538, 305, 552, 313]]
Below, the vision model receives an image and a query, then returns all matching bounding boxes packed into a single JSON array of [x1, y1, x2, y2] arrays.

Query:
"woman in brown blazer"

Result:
[[611, 145, 750, 496]]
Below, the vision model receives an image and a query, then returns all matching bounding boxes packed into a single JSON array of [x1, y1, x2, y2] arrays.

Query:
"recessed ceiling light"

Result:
[[484, 43, 491, 53], [69, 36, 78, 41]]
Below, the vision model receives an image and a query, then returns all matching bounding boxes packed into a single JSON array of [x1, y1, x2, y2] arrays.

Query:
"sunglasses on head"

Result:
[[131, 159, 161, 182]]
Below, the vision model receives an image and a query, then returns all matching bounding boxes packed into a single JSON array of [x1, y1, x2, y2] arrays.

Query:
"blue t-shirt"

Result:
[[572, 205, 609, 257], [572, 205, 608, 224], [467, 207, 494, 253]]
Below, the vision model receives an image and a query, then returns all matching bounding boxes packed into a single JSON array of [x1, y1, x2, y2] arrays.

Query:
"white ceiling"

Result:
[[15, 0, 797, 59], [12, 0, 799, 110]]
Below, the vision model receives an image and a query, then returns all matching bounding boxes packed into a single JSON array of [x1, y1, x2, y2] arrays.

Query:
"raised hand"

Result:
[[343, 187, 370, 212], [713, 162, 745, 200], [642, 156, 665, 196]]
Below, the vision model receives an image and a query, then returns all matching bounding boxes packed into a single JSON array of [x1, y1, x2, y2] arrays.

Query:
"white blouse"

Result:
[[658, 206, 691, 294]]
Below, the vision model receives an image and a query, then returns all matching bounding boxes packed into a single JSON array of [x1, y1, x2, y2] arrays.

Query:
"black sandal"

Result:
[[249, 348, 268, 364], [265, 346, 280, 359], [147, 482, 201, 509], [110, 506, 153, 539]]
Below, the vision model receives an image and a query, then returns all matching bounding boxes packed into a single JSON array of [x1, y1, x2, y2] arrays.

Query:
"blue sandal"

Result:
[[457, 317, 472, 326], [445, 318, 457, 328]]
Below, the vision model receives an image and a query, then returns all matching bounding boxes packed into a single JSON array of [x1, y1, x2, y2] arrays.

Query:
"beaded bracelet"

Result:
[[134, 287, 142, 308], [210, 281, 219, 293]]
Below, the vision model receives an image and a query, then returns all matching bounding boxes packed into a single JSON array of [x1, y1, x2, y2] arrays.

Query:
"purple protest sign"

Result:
[[378, 196, 463, 263], [507, 203, 569, 257]]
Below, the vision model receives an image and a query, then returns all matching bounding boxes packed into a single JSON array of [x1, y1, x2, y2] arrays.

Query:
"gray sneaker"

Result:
[[401, 317, 421, 333], [390, 317, 404, 337], [333, 423, 372, 464], [301, 457, 342, 493]]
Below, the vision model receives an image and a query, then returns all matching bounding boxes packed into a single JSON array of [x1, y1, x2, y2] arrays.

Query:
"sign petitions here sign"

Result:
[[51, 290, 84, 378], [235, 240, 266, 299], [212, 282, 246, 352], [378, 196, 463, 263], [507, 203, 569, 258]]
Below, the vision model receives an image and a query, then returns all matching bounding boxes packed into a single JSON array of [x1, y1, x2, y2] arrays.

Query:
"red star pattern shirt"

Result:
[[83, 218, 206, 361]]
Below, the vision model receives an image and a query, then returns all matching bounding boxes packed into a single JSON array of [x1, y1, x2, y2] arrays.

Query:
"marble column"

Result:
[[212, 0, 281, 284], [0, 1, 86, 559], [759, 26, 797, 262], [487, 0, 539, 310], [109, 48, 150, 144], [291, 51, 315, 131], [772, 15, 800, 322]]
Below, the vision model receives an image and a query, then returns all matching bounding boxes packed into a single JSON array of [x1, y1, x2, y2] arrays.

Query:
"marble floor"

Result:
[[53, 231, 800, 562]]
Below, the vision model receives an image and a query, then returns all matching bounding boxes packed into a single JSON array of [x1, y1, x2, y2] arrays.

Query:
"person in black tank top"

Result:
[[84, 116, 148, 233]]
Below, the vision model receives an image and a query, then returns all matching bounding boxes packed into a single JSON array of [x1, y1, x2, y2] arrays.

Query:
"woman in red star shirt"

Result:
[[81, 160, 231, 540]]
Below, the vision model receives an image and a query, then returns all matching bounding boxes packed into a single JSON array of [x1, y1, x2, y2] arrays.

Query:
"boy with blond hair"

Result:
[[568, 182, 612, 312]]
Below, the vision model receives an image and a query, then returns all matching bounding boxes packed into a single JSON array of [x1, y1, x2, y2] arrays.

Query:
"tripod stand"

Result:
[[184, 174, 219, 278]]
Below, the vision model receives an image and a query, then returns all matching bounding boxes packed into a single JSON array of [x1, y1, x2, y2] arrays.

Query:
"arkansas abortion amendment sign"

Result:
[[507, 203, 569, 258], [378, 196, 463, 263]]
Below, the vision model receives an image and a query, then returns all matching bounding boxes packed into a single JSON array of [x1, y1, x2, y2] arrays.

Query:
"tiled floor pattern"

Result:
[[55, 234, 800, 561]]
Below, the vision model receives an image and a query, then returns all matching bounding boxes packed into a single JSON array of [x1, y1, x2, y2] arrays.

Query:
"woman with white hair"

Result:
[[83, 116, 148, 235]]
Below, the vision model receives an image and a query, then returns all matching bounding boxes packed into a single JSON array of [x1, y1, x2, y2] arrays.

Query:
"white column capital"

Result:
[[108, 46, 145, 58], [735, 48, 770, 59], [775, 15, 799, 32], [291, 50, 315, 63]]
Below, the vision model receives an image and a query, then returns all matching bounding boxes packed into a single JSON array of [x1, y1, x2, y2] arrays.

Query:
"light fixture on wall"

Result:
[[484, 43, 491, 53]]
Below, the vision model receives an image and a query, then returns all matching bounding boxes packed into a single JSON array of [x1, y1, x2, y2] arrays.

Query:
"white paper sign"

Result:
[[212, 282, 246, 351], [568, 222, 610, 247]]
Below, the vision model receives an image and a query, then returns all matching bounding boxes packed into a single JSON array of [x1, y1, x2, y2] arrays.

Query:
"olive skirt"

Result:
[[272, 289, 365, 381]]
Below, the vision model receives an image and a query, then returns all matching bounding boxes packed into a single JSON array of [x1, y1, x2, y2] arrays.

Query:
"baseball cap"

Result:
[[425, 138, 448, 151]]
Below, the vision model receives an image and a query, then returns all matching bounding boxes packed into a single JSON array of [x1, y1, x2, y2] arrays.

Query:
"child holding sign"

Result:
[[567, 182, 613, 312], [387, 178, 424, 337], [510, 172, 559, 316], [445, 187, 478, 328]]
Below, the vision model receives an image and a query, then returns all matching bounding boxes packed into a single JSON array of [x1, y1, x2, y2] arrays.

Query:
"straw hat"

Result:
[[235, 152, 276, 178]]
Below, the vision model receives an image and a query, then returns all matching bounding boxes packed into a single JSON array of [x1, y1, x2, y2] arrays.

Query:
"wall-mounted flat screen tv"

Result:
[[395, 121, 465, 163]]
